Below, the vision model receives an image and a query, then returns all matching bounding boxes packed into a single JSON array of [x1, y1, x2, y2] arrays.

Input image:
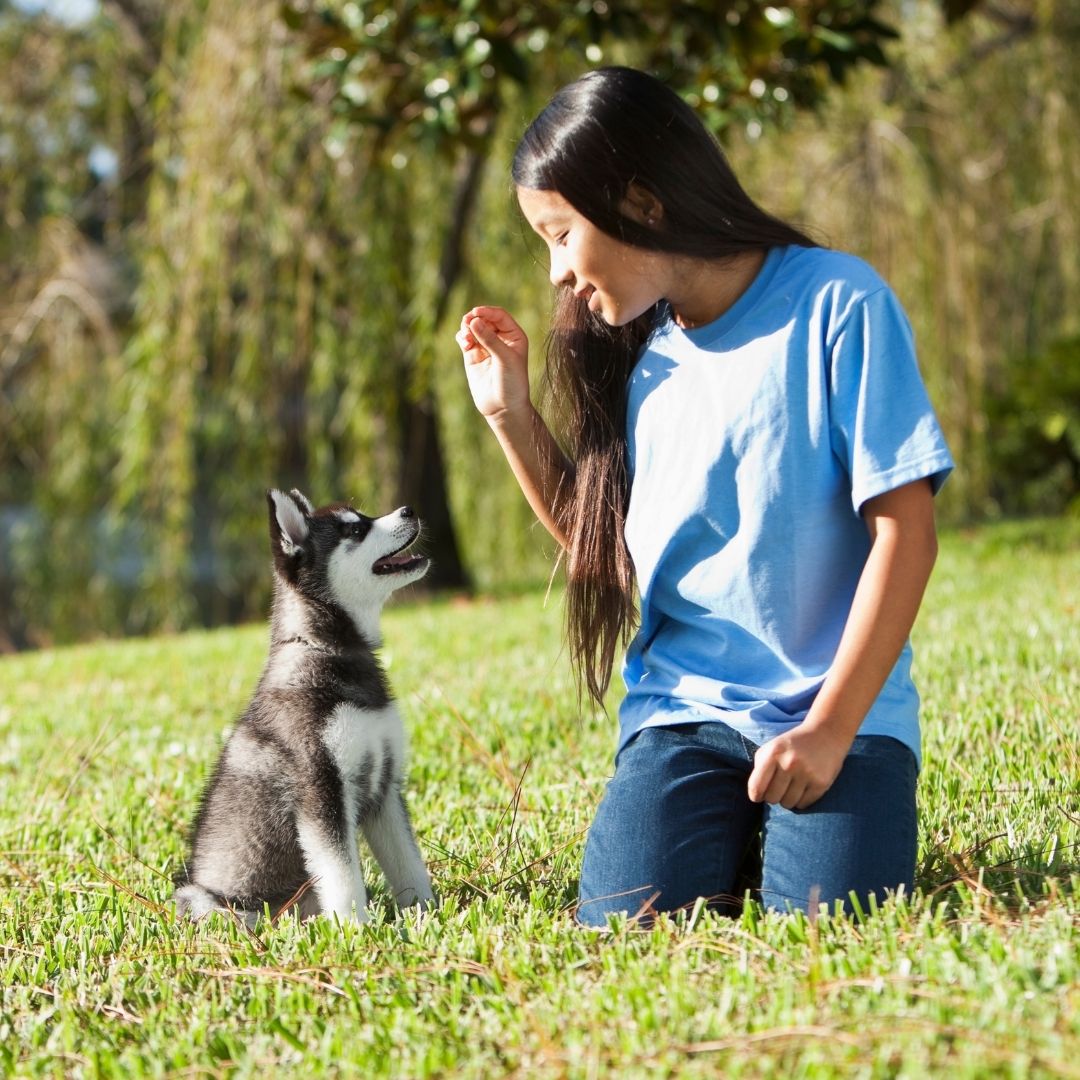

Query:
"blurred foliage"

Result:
[[281, 0, 902, 146], [0, 3, 136, 647], [114, 0, 411, 633], [274, 0, 913, 604], [1, 0, 1077, 649], [722, 0, 1080, 518], [983, 336, 1080, 517]]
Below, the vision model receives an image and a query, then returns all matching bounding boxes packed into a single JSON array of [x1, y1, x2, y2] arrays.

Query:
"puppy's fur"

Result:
[[173, 489, 434, 925]]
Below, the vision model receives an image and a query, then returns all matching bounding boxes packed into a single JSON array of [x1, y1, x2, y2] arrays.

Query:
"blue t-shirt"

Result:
[[619, 244, 954, 767]]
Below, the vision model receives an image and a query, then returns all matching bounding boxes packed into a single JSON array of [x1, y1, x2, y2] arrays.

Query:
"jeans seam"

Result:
[[738, 732, 759, 759]]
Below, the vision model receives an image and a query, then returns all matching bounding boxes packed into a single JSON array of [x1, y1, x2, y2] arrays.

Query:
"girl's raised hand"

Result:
[[456, 306, 531, 421]]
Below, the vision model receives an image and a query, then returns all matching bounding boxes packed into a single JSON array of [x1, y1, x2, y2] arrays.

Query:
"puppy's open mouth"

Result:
[[372, 536, 428, 576]]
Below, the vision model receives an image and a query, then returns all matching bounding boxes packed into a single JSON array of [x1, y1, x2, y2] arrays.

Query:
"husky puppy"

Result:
[[173, 489, 435, 926]]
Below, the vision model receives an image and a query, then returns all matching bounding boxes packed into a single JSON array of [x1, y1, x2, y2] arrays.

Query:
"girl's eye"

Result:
[[555, 231, 568, 246]]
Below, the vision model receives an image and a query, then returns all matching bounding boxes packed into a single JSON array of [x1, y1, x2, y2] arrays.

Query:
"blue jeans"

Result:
[[576, 721, 917, 926]]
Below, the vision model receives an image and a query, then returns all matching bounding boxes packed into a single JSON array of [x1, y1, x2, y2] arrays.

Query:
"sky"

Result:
[[9, 0, 98, 27], [7, 0, 114, 176]]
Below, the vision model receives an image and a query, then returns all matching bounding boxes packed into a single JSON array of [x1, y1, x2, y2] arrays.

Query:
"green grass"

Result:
[[2, 518, 1078, 1078]]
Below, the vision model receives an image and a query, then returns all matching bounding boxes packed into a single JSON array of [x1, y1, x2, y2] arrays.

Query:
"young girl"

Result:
[[455, 67, 953, 924]]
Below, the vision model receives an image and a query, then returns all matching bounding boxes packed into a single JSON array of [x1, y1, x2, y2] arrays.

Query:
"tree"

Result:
[[2, 0, 994, 647], [280, 0, 906, 585]]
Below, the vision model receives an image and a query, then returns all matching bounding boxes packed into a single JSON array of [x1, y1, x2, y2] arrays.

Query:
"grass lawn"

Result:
[[2, 517, 1078, 1077]]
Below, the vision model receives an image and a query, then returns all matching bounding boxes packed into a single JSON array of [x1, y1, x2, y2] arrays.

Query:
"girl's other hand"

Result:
[[456, 306, 531, 422], [746, 723, 852, 810]]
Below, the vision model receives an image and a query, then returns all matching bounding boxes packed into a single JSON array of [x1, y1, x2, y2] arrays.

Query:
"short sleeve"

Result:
[[829, 286, 954, 514]]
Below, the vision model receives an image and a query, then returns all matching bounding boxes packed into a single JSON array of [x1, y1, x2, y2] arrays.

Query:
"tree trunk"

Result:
[[397, 133, 493, 590]]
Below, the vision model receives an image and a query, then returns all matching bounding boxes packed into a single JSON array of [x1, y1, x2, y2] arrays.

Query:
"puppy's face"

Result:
[[268, 489, 429, 620]]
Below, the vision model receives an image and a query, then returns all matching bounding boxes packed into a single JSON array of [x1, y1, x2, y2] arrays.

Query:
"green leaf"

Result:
[[487, 36, 530, 85], [279, 2, 305, 31], [812, 26, 857, 52], [1042, 413, 1069, 442]]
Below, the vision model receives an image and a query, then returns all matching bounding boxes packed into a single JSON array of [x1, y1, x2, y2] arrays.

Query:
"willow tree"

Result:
[[2, 0, 987, 647], [118, 0, 441, 630], [723, 0, 1080, 517], [0, 3, 140, 647], [116, 0, 915, 634]]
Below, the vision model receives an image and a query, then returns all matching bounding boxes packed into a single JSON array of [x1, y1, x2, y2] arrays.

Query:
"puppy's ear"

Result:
[[267, 489, 310, 557], [288, 489, 315, 516]]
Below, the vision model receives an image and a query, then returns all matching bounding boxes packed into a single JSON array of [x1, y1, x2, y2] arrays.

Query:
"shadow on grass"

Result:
[[918, 830, 1080, 914]]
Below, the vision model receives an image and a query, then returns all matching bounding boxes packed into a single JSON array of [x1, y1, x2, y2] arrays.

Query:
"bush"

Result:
[[984, 335, 1080, 517]]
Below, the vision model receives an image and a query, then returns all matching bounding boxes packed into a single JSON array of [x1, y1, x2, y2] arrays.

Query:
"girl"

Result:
[[455, 67, 953, 924]]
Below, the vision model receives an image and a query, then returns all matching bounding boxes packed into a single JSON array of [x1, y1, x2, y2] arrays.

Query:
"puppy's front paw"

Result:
[[395, 885, 437, 911], [337, 904, 370, 926]]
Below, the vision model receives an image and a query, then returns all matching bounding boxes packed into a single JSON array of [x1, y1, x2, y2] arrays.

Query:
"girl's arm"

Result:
[[747, 478, 939, 809], [456, 306, 573, 549], [485, 404, 573, 550]]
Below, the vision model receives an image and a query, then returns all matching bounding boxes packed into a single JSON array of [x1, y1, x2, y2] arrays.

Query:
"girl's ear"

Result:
[[620, 182, 664, 227]]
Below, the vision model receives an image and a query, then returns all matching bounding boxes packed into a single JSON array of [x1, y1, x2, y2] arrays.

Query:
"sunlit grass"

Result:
[[2, 518, 1078, 1077]]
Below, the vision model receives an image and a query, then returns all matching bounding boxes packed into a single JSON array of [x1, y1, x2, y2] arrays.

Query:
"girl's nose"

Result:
[[549, 251, 573, 289]]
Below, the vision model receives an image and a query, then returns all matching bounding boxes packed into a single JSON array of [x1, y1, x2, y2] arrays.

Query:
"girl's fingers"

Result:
[[468, 304, 515, 326], [747, 754, 775, 803], [468, 317, 494, 343], [468, 318, 506, 355], [458, 307, 525, 367], [467, 306, 525, 340], [764, 772, 792, 806], [457, 331, 496, 371], [454, 331, 482, 365], [780, 780, 809, 811]]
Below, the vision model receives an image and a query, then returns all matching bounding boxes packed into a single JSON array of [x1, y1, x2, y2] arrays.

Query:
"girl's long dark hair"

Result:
[[513, 66, 818, 707]]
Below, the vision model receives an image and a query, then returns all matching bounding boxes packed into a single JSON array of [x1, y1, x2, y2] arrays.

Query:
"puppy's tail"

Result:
[[173, 881, 260, 928], [173, 881, 228, 918]]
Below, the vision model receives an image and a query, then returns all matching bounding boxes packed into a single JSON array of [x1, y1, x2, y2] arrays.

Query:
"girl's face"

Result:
[[517, 187, 664, 327]]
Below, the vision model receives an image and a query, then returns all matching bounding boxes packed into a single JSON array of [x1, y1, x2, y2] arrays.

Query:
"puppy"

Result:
[[173, 489, 435, 925]]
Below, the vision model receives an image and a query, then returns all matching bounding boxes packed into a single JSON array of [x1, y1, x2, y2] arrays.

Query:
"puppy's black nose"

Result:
[[400, 506, 415, 519]]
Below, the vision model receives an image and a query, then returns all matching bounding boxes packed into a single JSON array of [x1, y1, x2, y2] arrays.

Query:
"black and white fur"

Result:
[[173, 489, 435, 926]]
